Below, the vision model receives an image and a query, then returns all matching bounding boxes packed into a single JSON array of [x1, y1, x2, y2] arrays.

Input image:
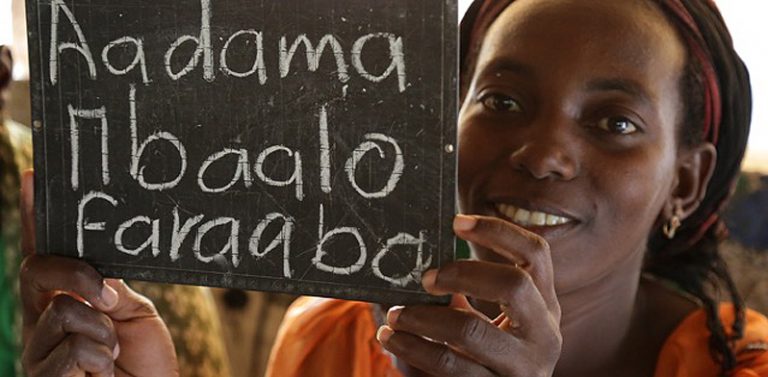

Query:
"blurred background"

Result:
[[1, 1, 766, 377]]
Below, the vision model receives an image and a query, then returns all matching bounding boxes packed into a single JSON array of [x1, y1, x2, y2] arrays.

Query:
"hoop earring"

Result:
[[663, 205, 683, 239]]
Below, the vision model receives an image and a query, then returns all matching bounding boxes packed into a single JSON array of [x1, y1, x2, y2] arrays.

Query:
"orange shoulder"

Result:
[[265, 297, 402, 377], [655, 304, 768, 377]]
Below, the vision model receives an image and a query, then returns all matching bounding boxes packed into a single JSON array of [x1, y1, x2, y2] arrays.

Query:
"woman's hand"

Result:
[[378, 215, 562, 377], [19, 171, 179, 377]]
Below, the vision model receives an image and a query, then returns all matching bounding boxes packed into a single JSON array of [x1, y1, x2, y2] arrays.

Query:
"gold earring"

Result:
[[663, 205, 683, 239]]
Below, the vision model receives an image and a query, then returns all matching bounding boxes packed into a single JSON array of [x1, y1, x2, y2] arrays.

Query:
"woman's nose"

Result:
[[507, 125, 579, 181]]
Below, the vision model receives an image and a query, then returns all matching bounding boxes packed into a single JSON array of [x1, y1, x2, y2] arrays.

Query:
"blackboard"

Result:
[[27, 0, 457, 304]]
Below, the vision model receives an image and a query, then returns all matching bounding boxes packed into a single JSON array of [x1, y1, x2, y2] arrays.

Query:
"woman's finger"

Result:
[[20, 255, 118, 326], [20, 169, 35, 256], [387, 305, 526, 374], [378, 326, 496, 377], [422, 260, 555, 340], [453, 215, 558, 314], [102, 278, 158, 321], [24, 333, 115, 377], [450, 294, 492, 321], [24, 294, 117, 365]]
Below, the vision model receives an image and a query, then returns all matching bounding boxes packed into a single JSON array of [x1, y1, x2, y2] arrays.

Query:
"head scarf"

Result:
[[459, 0, 751, 249]]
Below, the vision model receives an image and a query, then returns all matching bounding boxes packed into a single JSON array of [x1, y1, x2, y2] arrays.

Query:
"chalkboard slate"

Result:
[[27, 0, 457, 304]]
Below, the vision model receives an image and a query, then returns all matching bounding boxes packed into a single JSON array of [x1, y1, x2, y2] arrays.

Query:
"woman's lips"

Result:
[[490, 202, 580, 240], [495, 203, 574, 227]]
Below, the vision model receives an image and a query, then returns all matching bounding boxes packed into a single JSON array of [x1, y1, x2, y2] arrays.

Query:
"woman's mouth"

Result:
[[494, 203, 575, 228]]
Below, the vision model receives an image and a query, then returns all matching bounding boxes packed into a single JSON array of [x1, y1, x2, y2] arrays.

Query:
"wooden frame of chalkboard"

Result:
[[27, 0, 457, 304]]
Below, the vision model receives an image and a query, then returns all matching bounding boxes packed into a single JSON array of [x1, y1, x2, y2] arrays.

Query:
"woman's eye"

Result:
[[479, 93, 522, 113], [596, 116, 639, 135]]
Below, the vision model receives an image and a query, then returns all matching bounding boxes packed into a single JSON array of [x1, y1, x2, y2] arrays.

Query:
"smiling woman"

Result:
[[453, 2, 750, 376], [264, 1, 768, 377]]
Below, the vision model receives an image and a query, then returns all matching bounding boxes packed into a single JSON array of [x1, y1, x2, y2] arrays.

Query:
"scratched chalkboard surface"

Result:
[[27, 0, 457, 303]]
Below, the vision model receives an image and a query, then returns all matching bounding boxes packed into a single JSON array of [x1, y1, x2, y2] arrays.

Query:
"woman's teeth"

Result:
[[495, 204, 572, 227]]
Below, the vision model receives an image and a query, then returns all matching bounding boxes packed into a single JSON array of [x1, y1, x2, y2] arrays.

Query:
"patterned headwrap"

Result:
[[459, 0, 751, 250]]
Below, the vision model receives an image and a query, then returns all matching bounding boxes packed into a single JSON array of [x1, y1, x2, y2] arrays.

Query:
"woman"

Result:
[[267, 1, 767, 376], [18, 0, 768, 376]]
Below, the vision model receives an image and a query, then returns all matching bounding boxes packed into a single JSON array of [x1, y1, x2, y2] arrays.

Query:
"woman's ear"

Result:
[[665, 142, 717, 219]]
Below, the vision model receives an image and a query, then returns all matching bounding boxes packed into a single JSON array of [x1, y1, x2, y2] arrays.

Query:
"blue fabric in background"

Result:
[[725, 175, 768, 250]]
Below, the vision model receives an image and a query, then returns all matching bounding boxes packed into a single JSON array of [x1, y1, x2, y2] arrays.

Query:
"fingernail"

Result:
[[454, 215, 477, 232], [387, 306, 404, 326], [113, 343, 120, 360], [376, 326, 393, 343], [422, 269, 438, 291], [101, 283, 118, 308]]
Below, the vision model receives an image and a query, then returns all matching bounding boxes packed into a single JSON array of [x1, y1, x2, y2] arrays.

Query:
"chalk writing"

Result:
[[319, 105, 333, 194], [30, 0, 457, 304], [197, 148, 254, 193], [77, 191, 117, 257], [249, 213, 295, 278], [68, 105, 109, 190], [49, 0, 411, 90], [49, 0, 96, 84], [372, 231, 431, 287], [102, 36, 150, 85], [351, 33, 408, 93], [220, 30, 266, 82], [171, 209, 204, 262], [279, 34, 350, 83], [345, 133, 404, 199], [313, 204, 368, 275], [115, 216, 160, 257], [254, 146, 304, 201]]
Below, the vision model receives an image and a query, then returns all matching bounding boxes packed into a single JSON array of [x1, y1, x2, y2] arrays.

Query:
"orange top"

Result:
[[265, 297, 403, 377], [655, 304, 768, 377], [266, 297, 768, 377]]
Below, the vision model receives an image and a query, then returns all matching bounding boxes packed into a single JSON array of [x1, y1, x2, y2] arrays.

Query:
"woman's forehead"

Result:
[[474, 0, 687, 90], [475, 0, 686, 108], [486, 0, 664, 36]]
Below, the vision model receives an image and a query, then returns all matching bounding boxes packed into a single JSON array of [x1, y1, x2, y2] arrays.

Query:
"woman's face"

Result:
[[458, 0, 688, 293]]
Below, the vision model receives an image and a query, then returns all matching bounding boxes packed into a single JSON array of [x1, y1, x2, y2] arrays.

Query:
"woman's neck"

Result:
[[554, 245, 647, 377], [555, 249, 700, 377]]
